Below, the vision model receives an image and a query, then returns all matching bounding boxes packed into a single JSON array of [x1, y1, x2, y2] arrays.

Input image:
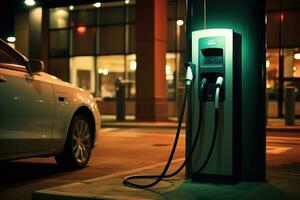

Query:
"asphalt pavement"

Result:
[[0, 123, 299, 200], [31, 134, 300, 200]]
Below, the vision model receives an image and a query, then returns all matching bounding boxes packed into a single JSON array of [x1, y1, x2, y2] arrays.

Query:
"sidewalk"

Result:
[[32, 158, 300, 200], [101, 115, 300, 132], [31, 116, 300, 200]]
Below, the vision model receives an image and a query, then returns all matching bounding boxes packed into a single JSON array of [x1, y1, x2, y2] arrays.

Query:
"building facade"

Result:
[[11, 0, 300, 118], [43, 0, 186, 117], [266, 0, 300, 117]]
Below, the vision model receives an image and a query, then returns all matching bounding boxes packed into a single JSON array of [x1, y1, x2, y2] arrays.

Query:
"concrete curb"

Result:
[[32, 158, 185, 200], [266, 127, 300, 132], [102, 123, 185, 129], [101, 122, 300, 132]]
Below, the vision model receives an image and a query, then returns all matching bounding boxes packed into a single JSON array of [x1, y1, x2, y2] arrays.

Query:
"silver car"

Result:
[[0, 39, 100, 169]]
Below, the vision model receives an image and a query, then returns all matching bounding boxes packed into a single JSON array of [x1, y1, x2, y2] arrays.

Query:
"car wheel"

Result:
[[55, 114, 92, 169]]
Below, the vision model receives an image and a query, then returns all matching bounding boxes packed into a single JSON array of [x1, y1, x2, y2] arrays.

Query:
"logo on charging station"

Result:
[[207, 40, 217, 46]]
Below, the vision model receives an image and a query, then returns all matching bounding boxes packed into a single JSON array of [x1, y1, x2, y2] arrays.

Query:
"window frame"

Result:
[[0, 40, 28, 72]]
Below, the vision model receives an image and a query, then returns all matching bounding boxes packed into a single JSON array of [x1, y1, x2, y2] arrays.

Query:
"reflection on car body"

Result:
[[0, 39, 100, 169]]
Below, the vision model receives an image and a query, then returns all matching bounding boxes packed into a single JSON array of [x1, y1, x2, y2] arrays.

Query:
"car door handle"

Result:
[[58, 97, 66, 102], [0, 74, 7, 83]]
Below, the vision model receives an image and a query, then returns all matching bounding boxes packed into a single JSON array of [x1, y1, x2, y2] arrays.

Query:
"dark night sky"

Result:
[[0, 1, 16, 40], [0, 0, 120, 40]]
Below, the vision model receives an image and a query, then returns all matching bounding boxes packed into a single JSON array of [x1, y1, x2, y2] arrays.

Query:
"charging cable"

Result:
[[195, 76, 223, 174], [123, 64, 195, 188], [123, 69, 223, 188], [160, 78, 208, 179]]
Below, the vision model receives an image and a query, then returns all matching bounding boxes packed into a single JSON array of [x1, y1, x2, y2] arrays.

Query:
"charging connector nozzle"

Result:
[[215, 76, 224, 109], [185, 67, 193, 86], [215, 77, 224, 88], [185, 62, 196, 86]]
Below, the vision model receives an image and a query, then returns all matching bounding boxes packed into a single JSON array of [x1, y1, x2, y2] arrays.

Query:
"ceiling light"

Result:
[[93, 2, 101, 8], [294, 53, 300, 60], [7, 36, 16, 43], [24, 0, 36, 6], [69, 5, 74, 11], [176, 20, 184, 26]]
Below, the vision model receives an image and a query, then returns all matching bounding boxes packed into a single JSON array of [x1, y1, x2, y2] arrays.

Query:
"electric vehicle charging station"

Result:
[[123, 28, 242, 188], [187, 28, 242, 183], [123, 0, 265, 191]]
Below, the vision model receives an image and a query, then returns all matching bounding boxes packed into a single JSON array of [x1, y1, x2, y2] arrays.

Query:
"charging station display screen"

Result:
[[201, 48, 223, 66]]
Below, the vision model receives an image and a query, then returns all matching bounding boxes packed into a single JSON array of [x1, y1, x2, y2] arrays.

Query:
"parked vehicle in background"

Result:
[[0, 39, 101, 169]]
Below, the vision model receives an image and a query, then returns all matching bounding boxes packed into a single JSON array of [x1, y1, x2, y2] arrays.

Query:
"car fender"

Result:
[[49, 84, 100, 153], [65, 90, 100, 148]]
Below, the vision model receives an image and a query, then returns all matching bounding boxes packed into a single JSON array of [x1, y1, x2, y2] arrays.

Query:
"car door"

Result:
[[0, 44, 54, 156]]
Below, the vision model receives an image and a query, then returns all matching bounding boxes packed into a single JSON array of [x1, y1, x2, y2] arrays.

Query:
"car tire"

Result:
[[55, 114, 93, 169]]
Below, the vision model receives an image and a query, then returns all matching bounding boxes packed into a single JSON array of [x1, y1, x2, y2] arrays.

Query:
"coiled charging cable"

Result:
[[123, 65, 196, 188], [123, 70, 223, 188]]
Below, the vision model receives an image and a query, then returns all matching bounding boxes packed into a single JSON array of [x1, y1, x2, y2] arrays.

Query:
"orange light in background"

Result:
[[280, 13, 284, 21], [77, 26, 86, 35]]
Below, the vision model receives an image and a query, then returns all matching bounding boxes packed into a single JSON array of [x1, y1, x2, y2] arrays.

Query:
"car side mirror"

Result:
[[27, 59, 44, 75]]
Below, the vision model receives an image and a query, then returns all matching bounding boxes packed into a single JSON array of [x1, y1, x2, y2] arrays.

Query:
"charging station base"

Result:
[[191, 174, 240, 185]]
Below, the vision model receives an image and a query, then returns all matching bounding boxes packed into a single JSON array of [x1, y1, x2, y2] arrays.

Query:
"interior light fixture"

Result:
[[93, 2, 101, 8], [266, 60, 270, 68], [280, 13, 284, 21], [130, 61, 137, 71], [24, 0, 36, 6], [69, 5, 74, 11], [176, 19, 184, 26], [102, 68, 109, 75], [7, 36, 16, 43], [98, 68, 108, 75], [165, 64, 171, 75], [125, 0, 130, 4], [294, 53, 300, 60], [77, 26, 86, 34]]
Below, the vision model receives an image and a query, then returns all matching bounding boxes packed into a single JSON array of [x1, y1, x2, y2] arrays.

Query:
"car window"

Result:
[[0, 48, 27, 72], [0, 48, 19, 65]]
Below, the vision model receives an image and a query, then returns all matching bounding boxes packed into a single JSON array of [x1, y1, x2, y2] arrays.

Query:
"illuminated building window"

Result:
[[70, 56, 95, 93], [49, 7, 69, 29], [48, 0, 186, 103], [97, 55, 124, 98], [126, 54, 136, 98]]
